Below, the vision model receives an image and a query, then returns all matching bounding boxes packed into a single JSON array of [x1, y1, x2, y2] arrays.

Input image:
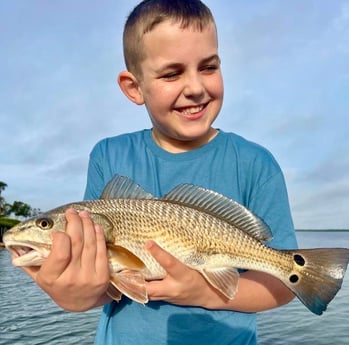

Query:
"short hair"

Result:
[[123, 0, 216, 78]]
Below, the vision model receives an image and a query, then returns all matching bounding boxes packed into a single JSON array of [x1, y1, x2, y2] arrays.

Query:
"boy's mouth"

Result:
[[176, 103, 207, 117]]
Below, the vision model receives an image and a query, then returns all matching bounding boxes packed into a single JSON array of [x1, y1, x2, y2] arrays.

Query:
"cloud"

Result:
[[291, 178, 349, 229]]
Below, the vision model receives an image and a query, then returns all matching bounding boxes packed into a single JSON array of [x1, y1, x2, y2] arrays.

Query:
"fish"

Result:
[[3, 175, 349, 315]]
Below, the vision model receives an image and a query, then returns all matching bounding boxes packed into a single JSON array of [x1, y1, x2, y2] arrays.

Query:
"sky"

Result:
[[0, 0, 348, 229]]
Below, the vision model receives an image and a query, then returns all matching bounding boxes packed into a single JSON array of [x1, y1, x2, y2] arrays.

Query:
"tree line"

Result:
[[0, 181, 40, 219]]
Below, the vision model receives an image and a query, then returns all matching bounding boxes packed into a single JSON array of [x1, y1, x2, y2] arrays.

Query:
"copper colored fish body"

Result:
[[3, 175, 349, 315]]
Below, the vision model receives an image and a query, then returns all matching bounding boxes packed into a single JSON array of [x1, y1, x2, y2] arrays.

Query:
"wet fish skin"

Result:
[[3, 175, 349, 315]]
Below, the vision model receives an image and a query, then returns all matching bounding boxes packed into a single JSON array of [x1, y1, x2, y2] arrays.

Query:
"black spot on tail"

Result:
[[294, 254, 305, 266], [289, 274, 299, 283]]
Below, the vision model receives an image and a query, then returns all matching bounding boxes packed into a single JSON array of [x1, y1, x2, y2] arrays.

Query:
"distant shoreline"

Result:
[[296, 229, 349, 232]]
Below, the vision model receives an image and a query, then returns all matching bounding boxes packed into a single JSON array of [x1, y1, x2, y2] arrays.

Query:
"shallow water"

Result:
[[0, 231, 348, 344]]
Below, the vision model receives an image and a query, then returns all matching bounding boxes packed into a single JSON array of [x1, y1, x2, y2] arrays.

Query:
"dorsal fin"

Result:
[[101, 175, 155, 200], [162, 184, 272, 242]]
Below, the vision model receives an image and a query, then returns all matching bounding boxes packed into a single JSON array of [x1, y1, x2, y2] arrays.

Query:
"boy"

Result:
[[23, 0, 297, 344]]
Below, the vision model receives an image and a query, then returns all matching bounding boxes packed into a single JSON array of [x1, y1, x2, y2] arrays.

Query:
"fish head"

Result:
[[3, 211, 66, 267]]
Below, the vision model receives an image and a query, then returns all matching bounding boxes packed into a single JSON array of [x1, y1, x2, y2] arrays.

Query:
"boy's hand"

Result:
[[21, 208, 111, 311], [144, 240, 219, 307]]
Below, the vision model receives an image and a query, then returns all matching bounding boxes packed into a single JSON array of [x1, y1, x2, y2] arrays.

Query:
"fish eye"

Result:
[[36, 218, 54, 230]]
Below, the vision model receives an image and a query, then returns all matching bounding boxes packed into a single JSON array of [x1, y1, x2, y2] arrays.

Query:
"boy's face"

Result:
[[137, 20, 224, 152]]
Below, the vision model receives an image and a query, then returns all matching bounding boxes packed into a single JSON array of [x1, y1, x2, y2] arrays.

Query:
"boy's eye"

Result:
[[161, 71, 181, 80], [201, 65, 219, 73]]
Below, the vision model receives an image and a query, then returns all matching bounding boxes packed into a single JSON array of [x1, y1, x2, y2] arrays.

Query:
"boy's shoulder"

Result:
[[89, 130, 149, 163], [92, 129, 148, 151], [221, 130, 276, 162], [97, 129, 148, 145]]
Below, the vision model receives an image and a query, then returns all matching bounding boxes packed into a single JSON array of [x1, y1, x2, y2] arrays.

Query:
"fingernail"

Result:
[[66, 208, 78, 215], [145, 240, 154, 249], [79, 210, 90, 218], [95, 224, 102, 233]]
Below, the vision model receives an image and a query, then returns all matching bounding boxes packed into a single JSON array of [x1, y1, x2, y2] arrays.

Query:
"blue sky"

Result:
[[0, 0, 348, 229]]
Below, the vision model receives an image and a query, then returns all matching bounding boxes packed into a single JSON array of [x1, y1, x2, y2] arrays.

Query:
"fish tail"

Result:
[[283, 248, 349, 315]]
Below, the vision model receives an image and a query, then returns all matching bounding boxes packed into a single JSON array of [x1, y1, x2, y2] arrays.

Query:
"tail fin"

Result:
[[283, 248, 349, 315]]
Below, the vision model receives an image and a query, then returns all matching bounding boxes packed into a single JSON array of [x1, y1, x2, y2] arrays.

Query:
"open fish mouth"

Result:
[[5, 241, 50, 266], [9, 244, 34, 257]]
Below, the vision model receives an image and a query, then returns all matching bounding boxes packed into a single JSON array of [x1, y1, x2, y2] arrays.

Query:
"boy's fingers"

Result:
[[21, 265, 40, 280], [145, 240, 184, 276], [145, 240, 192, 301], [79, 210, 98, 263], [64, 208, 84, 266], [76, 211, 109, 281], [36, 231, 72, 282], [94, 224, 109, 280]]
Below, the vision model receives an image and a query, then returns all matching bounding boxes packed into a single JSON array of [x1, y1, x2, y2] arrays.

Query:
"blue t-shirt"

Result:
[[84, 129, 297, 345]]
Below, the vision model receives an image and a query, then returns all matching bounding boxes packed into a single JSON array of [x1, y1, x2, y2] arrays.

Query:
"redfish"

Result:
[[4, 175, 349, 315]]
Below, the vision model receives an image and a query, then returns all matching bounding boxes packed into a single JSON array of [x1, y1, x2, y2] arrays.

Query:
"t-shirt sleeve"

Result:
[[83, 141, 107, 200], [248, 169, 298, 250], [231, 134, 298, 250]]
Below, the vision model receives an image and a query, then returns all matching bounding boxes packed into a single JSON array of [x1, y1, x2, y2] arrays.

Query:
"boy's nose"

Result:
[[183, 73, 205, 98]]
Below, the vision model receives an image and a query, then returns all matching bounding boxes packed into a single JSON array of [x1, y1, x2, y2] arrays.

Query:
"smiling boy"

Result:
[[118, 12, 223, 152], [23, 1, 297, 344]]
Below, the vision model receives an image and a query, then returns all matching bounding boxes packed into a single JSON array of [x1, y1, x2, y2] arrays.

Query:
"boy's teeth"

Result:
[[180, 105, 204, 115]]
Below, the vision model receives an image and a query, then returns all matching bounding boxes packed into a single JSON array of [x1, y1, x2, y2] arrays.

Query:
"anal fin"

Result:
[[110, 270, 148, 304], [201, 267, 240, 300], [106, 283, 123, 302]]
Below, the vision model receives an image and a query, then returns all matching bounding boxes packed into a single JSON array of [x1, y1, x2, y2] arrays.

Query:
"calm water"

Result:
[[0, 231, 348, 345]]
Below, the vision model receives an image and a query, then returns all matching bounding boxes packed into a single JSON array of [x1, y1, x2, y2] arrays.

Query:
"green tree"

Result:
[[0, 181, 36, 218], [0, 181, 7, 193], [9, 201, 32, 217], [0, 181, 8, 216]]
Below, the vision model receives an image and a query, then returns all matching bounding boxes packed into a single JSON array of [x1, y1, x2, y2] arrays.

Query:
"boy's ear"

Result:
[[117, 71, 144, 105]]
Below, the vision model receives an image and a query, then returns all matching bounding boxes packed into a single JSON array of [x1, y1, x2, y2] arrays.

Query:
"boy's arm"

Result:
[[21, 209, 112, 312], [145, 241, 295, 312]]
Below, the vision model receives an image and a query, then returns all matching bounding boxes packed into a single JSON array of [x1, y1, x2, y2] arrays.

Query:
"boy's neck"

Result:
[[151, 128, 218, 153]]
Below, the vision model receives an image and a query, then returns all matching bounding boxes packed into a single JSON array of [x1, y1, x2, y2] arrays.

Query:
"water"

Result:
[[0, 251, 101, 345], [0, 231, 348, 345]]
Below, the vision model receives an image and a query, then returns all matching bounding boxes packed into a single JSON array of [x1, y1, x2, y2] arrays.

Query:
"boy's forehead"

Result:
[[141, 19, 217, 46], [139, 20, 218, 69]]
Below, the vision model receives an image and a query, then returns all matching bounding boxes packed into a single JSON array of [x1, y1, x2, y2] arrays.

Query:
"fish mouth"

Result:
[[5, 241, 51, 267]]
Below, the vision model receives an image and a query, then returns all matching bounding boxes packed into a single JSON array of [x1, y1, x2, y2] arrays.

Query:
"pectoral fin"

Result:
[[201, 267, 240, 300], [107, 243, 145, 271], [107, 244, 148, 303], [110, 270, 148, 304]]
